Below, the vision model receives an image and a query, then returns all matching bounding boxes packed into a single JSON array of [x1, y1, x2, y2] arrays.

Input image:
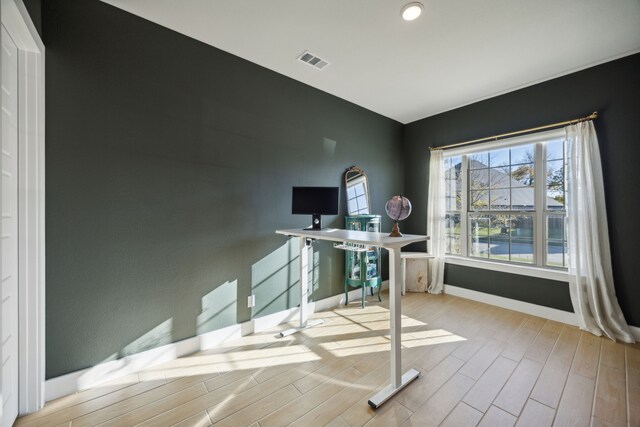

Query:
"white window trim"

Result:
[[445, 255, 568, 282], [443, 127, 569, 282]]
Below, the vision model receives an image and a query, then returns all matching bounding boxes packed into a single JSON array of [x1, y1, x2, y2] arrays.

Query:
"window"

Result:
[[443, 129, 568, 269]]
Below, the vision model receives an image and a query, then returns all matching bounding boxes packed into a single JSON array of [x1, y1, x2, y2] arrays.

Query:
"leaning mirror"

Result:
[[345, 166, 371, 215]]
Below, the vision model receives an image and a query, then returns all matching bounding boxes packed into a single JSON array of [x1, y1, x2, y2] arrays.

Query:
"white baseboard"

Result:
[[45, 284, 386, 402], [444, 284, 640, 342], [45, 323, 244, 402], [42, 280, 638, 402], [444, 284, 578, 326]]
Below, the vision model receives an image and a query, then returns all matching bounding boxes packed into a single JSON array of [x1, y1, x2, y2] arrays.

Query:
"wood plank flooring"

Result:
[[15, 292, 640, 426]]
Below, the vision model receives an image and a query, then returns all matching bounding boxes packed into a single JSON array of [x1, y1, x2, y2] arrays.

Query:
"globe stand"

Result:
[[389, 222, 403, 237]]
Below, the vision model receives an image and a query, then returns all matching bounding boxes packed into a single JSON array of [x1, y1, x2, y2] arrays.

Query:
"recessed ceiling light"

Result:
[[401, 2, 423, 21]]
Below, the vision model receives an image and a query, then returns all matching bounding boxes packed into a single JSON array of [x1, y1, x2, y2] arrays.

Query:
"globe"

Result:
[[385, 195, 412, 222], [385, 195, 412, 237]]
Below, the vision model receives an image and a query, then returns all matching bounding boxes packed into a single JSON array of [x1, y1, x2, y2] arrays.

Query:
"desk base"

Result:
[[367, 368, 420, 409], [278, 319, 324, 338]]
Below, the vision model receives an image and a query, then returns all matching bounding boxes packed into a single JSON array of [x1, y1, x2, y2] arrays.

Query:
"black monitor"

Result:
[[292, 186, 339, 230]]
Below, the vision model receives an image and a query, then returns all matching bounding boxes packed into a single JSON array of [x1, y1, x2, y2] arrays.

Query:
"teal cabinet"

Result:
[[344, 215, 382, 307]]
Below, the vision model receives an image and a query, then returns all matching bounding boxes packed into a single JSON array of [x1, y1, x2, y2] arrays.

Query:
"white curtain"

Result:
[[566, 122, 635, 343], [427, 149, 445, 294]]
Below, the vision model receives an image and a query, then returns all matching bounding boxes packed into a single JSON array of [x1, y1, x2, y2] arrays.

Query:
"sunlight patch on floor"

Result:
[[126, 302, 465, 385], [321, 336, 392, 357]]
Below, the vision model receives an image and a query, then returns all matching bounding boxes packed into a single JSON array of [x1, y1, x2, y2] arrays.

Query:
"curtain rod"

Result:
[[429, 111, 598, 151]]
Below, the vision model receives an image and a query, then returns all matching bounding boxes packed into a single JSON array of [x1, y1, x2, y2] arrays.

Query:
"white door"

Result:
[[1, 24, 19, 427]]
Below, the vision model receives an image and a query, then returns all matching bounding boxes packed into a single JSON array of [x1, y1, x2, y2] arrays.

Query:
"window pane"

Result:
[[511, 144, 535, 165], [511, 238, 534, 263], [445, 213, 461, 235], [546, 215, 565, 240], [490, 168, 511, 189], [490, 189, 510, 210], [490, 214, 511, 234], [469, 152, 488, 168], [470, 190, 489, 210], [445, 156, 462, 213], [546, 240, 565, 267], [511, 164, 535, 187], [511, 214, 534, 238], [547, 160, 564, 188], [445, 167, 457, 182], [512, 212, 535, 263], [444, 180, 454, 198], [445, 156, 462, 178], [469, 215, 489, 235], [355, 183, 365, 196], [470, 240, 489, 258], [470, 169, 489, 190], [545, 212, 566, 267], [511, 187, 535, 210], [445, 196, 456, 211], [469, 215, 489, 258], [546, 139, 564, 161], [447, 235, 461, 255], [445, 177, 457, 198], [489, 236, 510, 261], [490, 148, 510, 167], [546, 187, 564, 209], [489, 215, 511, 260]]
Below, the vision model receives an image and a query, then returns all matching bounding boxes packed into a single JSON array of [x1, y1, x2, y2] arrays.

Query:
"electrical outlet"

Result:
[[247, 295, 256, 308]]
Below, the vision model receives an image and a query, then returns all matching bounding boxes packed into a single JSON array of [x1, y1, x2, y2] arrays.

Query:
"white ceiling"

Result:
[[102, 0, 640, 124]]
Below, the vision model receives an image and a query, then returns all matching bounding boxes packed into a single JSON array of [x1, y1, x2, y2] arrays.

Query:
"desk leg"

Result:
[[401, 257, 406, 296], [367, 247, 420, 408], [279, 237, 324, 338]]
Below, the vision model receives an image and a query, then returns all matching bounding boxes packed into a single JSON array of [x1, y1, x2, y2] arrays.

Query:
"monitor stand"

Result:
[[303, 214, 322, 230]]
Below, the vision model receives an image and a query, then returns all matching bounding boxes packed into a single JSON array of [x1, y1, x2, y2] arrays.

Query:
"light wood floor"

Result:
[[16, 292, 640, 427]]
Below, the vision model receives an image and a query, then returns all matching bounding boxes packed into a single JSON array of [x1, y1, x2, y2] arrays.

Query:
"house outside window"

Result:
[[443, 128, 568, 269]]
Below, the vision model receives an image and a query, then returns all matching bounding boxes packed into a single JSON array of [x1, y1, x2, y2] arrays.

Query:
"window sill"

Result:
[[445, 256, 569, 282]]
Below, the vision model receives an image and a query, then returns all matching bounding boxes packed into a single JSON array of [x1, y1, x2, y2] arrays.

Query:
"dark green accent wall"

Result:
[[403, 54, 640, 326], [41, 0, 403, 378], [32, 0, 640, 379]]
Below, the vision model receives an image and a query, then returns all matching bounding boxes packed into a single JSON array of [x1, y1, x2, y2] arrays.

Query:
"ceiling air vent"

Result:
[[298, 51, 330, 70]]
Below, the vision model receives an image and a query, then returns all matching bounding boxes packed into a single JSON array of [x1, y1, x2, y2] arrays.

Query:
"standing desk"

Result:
[[276, 228, 428, 409]]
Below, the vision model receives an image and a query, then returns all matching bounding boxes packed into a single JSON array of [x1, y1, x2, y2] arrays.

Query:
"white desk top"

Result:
[[276, 228, 428, 249]]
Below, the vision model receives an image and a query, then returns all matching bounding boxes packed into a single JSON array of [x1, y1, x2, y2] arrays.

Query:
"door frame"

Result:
[[1, 0, 45, 413]]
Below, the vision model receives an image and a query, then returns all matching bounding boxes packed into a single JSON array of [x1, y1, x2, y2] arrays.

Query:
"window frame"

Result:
[[441, 128, 569, 279]]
